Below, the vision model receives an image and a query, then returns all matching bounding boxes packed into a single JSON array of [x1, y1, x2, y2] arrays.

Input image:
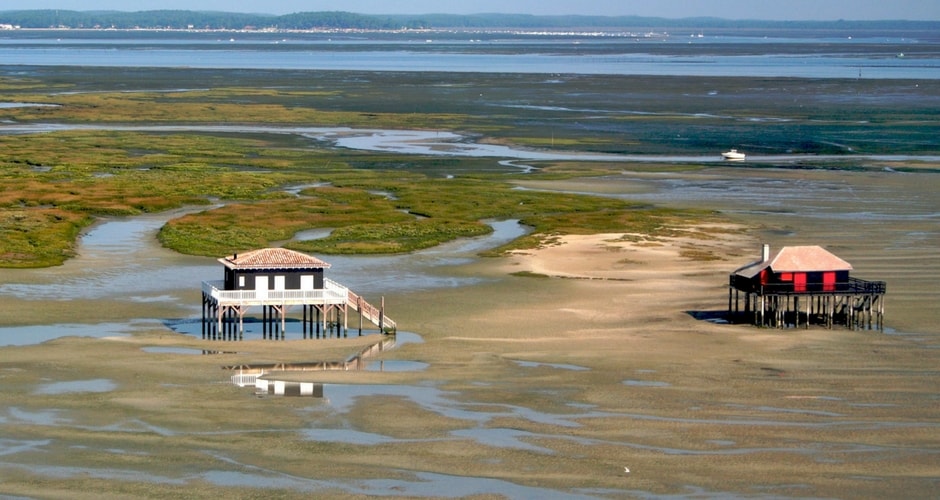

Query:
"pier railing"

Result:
[[729, 275, 886, 295], [347, 290, 396, 332]]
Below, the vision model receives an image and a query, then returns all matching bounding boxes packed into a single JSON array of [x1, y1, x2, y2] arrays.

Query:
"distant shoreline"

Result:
[[1, 26, 672, 37], [1, 25, 938, 43], [1, 10, 938, 33]]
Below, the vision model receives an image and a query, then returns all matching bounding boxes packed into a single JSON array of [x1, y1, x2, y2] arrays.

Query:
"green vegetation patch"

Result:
[[159, 186, 416, 256], [0, 130, 321, 265], [293, 219, 491, 254], [0, 208, 92, 267], [157, 169, 715, 258]]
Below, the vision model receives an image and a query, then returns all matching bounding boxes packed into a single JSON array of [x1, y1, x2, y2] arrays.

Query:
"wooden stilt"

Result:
[[728, 287, 733, 323], [380, 296, 385, 333], [216, 304, 223, 341], [201, 293, 207, 340]]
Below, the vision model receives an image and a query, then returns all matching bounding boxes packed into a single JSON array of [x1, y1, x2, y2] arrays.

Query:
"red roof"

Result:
[[735, 245, 852, 278], [218, 248, 331, 270]]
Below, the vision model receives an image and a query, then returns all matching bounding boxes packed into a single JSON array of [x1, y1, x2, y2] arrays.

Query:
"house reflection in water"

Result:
[[226, 334, 421, 397], [256, 379, 324, 397]]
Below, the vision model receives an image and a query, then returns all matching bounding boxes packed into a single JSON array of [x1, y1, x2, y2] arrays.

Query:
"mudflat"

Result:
[[1, 178, 937, 498], [1, 45, 938, 497]]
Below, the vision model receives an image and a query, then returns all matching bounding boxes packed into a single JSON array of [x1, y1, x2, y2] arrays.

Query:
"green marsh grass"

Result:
[[0, 209, 91, 268], [2, 68, 937, 266]]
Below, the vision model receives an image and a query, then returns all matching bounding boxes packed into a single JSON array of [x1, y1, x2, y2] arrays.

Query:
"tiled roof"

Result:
[[770, 246, 852, 273], [218, 248, 331, 270], [735, 245, 852, 277]]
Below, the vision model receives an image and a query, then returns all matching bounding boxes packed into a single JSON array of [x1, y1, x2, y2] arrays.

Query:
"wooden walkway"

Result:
[[201, 278, 395, 340]]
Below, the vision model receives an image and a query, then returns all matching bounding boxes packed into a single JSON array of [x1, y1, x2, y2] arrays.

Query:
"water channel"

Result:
[[2, 122, 939, 164]]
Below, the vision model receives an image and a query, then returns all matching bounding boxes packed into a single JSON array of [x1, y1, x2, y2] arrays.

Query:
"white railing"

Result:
[[202, 278, 396, 331], [347, 290, 396, 332], [202, 278, 349, 305], [231, 373, 259, 387]]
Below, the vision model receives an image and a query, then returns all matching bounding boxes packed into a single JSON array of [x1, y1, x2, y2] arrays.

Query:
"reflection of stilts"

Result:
[[226, 334, 397, 393]]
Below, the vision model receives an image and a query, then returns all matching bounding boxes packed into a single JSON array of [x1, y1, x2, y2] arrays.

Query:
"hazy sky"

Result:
[[1, 0, 938, 21]]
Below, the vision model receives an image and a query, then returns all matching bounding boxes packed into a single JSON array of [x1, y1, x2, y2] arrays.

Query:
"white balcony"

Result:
[[201, 278, 350, 307]]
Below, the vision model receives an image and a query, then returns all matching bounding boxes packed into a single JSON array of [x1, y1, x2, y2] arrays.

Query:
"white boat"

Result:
[[722, 149, 746, 161]]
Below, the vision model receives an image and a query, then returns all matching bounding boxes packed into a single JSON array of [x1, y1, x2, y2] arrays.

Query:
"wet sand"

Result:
[[1, 168, 938, 498]]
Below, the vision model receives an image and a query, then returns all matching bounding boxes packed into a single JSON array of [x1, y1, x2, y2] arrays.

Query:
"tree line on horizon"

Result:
[[0, 9, 936, 31]]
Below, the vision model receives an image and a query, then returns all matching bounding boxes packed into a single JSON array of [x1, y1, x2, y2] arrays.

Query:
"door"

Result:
[[255, 275, 269, 299]]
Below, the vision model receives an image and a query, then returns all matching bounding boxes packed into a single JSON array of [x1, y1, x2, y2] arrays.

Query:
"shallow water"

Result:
[[5, 408, 68, 426], [0, 102, 58, 108], [0, 321, 164, 346], [141, 346, 212, 355], [0, 209, 217, 302], [1, 459, 594, 499], [315, 383, 602, 429], [34, 379, 117, 395], [0, 439, 52, 457], [1, 33, 937, 80], [363, 360, 429, 372], [3, 123, 939, 164], [514, 360, 590, 371], [624, 380, 671, 387]]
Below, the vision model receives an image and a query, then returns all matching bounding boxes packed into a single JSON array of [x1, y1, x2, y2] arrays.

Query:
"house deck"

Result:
[[728, 245, 886, 330], [728, 275, 886, 330], [201, 278, 395, 340]]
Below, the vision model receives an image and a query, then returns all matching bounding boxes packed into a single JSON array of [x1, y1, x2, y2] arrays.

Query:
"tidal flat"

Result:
[[1, 57, 939, 499]]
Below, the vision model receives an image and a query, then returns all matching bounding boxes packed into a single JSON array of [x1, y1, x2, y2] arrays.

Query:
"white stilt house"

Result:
[[201, 248, 394, 340]]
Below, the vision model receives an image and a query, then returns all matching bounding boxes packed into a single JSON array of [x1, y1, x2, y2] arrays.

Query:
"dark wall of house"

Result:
[[774, 270, 851, 292], [732, 269, 851, 293], [223, 268, 325, 290]]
